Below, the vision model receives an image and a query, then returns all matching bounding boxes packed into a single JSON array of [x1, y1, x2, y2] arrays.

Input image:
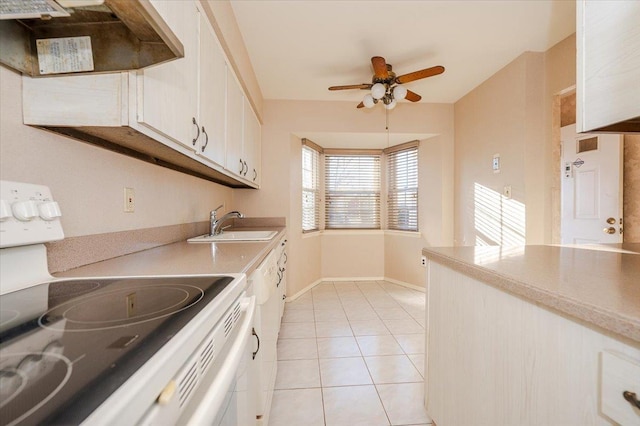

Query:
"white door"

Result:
[[560, 124, 623, 244]]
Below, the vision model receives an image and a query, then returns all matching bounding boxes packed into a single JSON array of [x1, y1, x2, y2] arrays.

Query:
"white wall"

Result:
[[454, 52, 546, 246], [0, 66, 233, 238], [233, 100, 455, 295]]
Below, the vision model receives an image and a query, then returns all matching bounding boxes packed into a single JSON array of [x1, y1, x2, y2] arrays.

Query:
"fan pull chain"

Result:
[[386, 108, 389, 131]]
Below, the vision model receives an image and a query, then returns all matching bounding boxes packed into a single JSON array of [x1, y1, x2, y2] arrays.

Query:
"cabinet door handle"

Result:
[[239, 159, 244, 174], [623, 391, 640, 409], [253, 168, 257, 181], [284, 253, 287, 264], [252, 328, 260, 360], [192, 117, 200, 146], [201, 127, 208, 152], [243, 161, 248, 176]]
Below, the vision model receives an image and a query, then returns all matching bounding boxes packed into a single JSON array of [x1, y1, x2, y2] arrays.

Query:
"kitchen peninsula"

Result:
[[423, 244, 640, 425]]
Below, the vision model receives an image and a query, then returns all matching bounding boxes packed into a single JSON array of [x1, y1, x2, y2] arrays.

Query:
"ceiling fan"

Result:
[[328, 56, 445, 109]]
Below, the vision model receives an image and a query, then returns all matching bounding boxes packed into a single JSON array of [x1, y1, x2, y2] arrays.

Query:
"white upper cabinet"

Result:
[[224, 75, 262, 185], [20, 0, 261, 188], [577, 0, 640, 133], [243, 100, 262, 186], [225, 71, 246, 179], [196, 12, 227, 167], [140, 1, 199, 149]]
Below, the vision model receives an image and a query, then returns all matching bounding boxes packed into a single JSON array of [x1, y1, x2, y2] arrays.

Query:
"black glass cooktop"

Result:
[[0, 276, 235, 426]]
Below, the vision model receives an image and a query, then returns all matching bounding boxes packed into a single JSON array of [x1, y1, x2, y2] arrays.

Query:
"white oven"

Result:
[[0, 180, 258, 425], [138, 292, 257, 425]]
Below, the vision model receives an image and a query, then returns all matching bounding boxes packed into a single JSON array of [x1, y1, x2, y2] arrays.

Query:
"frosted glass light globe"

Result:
[[384, 99, 397, 110], [371, 83, 386, 100], [393, 84, 407, 100], [363, 94, 375, 108]]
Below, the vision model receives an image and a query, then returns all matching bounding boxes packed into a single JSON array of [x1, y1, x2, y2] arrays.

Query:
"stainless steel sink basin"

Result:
[[188, 230, 277, 243]]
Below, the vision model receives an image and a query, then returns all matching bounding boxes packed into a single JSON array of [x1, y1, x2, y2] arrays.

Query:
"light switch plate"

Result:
[[124, 187, 135, 213], [492, 154, 500, 173]]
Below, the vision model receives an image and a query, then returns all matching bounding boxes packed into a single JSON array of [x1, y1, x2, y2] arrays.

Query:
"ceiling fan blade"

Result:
[[329, 84, 372, 91], [396, 65, 445, 84], [357, 102, 365, 108], [371, 56, 389, 79], [405, 90, 422, 102]]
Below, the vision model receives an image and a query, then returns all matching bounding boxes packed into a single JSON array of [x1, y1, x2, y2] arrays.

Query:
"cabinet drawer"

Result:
[[601, 351, 640, 425]]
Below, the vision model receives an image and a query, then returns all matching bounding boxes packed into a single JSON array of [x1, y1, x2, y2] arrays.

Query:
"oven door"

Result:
[[139, 294, 256, 425]]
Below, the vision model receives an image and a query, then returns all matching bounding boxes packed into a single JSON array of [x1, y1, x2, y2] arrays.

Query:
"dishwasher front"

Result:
[[249, 249, 280, 425]]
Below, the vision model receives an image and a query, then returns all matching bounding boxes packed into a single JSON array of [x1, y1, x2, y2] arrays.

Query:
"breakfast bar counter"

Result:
[[422, 244, 640, 425], [422, 244, 640, 343]]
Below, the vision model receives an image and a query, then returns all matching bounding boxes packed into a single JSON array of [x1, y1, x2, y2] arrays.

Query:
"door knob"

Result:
[[606, 217, 616, 225], [603, 227, 616, 234]]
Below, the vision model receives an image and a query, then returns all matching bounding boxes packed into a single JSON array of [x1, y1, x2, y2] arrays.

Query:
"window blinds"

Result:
[[302, 143, 321, 232], [386, 144, 418, 231], [325, 153, 381, 229]]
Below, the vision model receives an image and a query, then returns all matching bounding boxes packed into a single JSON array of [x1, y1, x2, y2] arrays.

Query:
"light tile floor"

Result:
[[269, 280, 432, 426]]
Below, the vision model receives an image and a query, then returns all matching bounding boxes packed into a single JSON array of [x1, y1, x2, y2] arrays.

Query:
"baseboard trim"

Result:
[[328, 276, 384, 282], [383, 277, 426, 293], [286, 276, 425, 302], [286, 278, 323, 301]]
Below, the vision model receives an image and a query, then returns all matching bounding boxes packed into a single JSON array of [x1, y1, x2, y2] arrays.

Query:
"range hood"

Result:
[[0, 0, 183, 76]]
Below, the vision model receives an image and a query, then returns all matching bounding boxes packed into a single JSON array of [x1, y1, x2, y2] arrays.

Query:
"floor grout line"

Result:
[[277, 280, 429, 426]]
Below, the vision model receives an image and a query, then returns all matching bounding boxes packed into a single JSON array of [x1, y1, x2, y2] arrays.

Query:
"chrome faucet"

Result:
[[210, 204, 244, 236]]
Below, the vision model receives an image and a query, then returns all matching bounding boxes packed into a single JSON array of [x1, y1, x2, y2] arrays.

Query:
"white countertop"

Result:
[[56, 227, 286, 279]]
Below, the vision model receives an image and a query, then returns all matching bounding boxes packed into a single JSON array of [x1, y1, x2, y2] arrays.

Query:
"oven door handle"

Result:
[[185, 295, 256, 426]]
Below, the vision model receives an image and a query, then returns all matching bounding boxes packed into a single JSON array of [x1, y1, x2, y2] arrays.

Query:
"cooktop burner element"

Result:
[[40, 284, 204, 331], [0, 275, 235, 426], [0, 352, 72, 426]]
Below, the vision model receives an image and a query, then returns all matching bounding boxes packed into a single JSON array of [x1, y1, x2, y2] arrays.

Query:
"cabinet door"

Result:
[[577, 0, 640, 132], [197, 12, 226, 166], [225, 71, 245, 179], [243, 99, 261, 186], [140, 0, 199, 150]]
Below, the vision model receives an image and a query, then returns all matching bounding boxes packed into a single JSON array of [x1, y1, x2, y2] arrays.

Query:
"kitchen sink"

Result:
[[188, 230, 277, 243]]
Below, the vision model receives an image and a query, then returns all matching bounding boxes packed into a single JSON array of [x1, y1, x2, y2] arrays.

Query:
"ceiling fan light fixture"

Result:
[[363, 94, 376, 108], [384, 98, 397, 110], [392, 84, 407, 100], [371, 83, 386, 100]]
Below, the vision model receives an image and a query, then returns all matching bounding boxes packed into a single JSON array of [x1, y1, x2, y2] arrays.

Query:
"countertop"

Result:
[[422, 245, 640, 343], [56, 226, 286, 279]]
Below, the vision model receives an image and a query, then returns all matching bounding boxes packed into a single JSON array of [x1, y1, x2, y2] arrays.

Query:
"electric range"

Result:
[[0, 181, 247, 425]]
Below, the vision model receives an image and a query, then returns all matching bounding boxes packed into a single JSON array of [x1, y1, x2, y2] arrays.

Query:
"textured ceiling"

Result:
[[230, 0, 576, 105]]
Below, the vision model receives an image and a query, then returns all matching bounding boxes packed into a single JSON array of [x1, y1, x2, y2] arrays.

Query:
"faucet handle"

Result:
[[212, 204, 224, 219]]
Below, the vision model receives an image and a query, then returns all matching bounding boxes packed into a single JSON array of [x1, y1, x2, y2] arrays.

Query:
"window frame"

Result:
[[385, 141, 419, 232], [324, 149, 382, 230], [301, 139, 322, 233]]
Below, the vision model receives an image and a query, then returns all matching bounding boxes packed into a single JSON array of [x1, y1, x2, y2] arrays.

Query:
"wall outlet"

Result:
[[421, 255, 427, 267], [124, 187, 135, 213], [503, 185, 512, 199]]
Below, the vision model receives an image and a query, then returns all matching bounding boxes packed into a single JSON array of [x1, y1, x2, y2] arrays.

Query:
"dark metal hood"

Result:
[[0, 0, 183, 76]]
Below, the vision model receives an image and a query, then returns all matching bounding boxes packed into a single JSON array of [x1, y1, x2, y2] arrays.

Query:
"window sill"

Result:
[[384, 230, 422, 238], [322, 229, 384, 236], [302, 231, 322, 239]]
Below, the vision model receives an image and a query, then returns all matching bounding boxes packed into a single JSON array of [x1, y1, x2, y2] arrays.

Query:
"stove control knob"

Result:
[[12, 200, 39, 221], [38, 201, 62, 221], [0, 200, 11, 221]]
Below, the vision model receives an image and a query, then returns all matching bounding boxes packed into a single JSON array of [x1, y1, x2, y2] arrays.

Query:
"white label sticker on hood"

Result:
[[36, 36, 94, 74]]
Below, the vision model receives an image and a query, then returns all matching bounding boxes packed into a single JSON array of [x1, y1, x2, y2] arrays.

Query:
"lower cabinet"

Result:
[[425, 261, 640, 425], [249, 248, 281, 425]]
